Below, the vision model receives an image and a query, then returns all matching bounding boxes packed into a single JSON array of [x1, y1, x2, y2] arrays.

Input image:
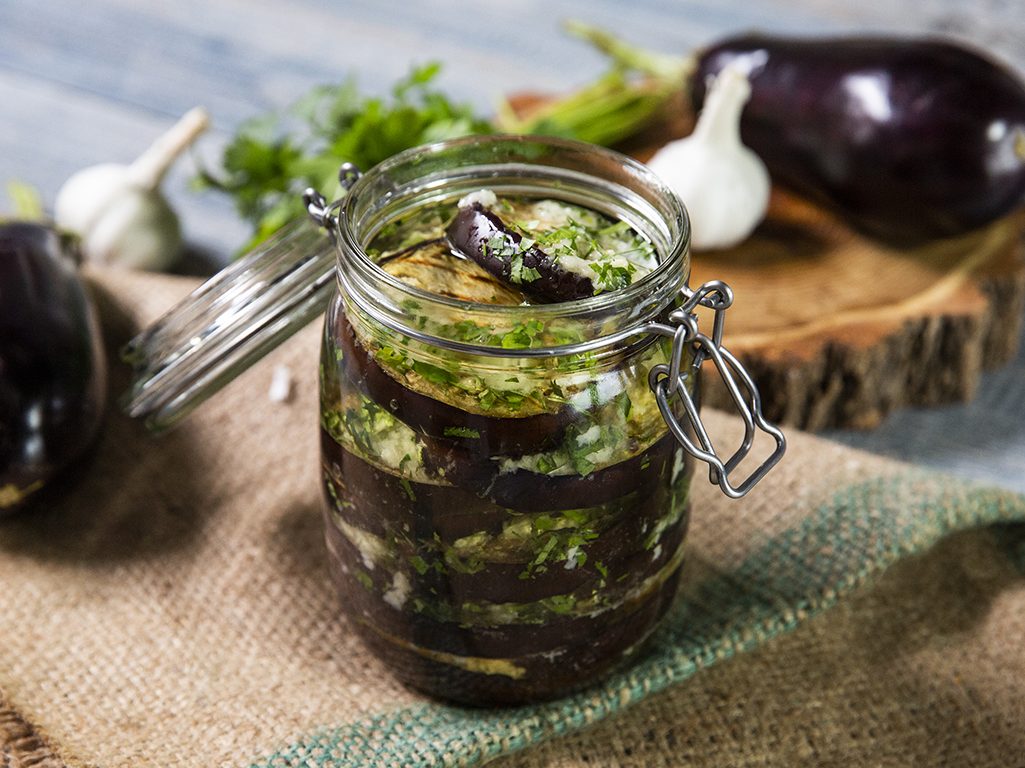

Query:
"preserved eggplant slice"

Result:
[[487, 432, 681, 511], [321, 433, 690, 543], [447, 202, 596, 302], [322, 432, 691, 608], [320, 478, 683, 606], [333, 310, 570, 456], [321, 432, 509, 539], [325, 359, 679, 512], [326, 319, 679, 511], [323, 517, 685, 704], [379, 238, 525, 305], [423, 429, 682, 512], [445, 193, 659, 303], [336, 561, 682, 705], [327, 528, 685, 650]]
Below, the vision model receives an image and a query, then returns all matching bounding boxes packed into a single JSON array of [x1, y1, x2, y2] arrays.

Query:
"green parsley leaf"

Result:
[[409, 555, 430, 576], [411, 360, 455, 385]]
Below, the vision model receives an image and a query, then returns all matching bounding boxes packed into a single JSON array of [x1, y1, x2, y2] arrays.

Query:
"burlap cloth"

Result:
[[2, 268, 1025, 768]]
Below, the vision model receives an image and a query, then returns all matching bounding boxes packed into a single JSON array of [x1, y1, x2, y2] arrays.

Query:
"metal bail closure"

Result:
[[647, 280, 786, 499], [121, 164, 362, 432], [302, 161, 361, 232]]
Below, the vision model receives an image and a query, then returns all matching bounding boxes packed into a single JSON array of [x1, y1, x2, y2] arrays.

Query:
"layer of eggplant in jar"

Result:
[[319, 190, 693, 704]]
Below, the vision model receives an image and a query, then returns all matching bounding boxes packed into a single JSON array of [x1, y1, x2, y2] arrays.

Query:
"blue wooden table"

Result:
[[3, 0, 1024, 490]]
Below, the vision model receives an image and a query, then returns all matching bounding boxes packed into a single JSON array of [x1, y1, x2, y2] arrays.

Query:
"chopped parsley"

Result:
[[354, 570, 374, 591], [443, 426, 481, 439], [590, 260, 636, 292], [409, 555, 430, 576], [399, 478, 417, 501]]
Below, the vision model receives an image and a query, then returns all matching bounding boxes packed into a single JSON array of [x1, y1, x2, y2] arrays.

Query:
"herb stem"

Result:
[[562, 20, 694, 84], [494, 23, 694, 147]]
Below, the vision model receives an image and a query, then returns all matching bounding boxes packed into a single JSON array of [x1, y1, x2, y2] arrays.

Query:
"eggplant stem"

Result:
[[562, 20, 695, 85], [496, 23, 695, 147]]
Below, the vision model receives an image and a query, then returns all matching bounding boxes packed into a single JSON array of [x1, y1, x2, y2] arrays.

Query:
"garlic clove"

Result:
[[654, 143, 769, 251], [646, 64, 770, 251]]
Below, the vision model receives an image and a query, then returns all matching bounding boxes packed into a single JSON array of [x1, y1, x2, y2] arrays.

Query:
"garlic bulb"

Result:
[[646, 65, 770, 250], [55, 107, 210, 270]]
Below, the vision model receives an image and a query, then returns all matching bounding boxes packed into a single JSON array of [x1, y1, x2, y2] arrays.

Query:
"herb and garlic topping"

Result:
[[447, 192, 658, 302], [369, 191, 657, 305]]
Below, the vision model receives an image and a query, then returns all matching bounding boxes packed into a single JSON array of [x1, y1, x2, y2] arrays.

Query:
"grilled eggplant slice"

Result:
[[422, 429, 682, 512], [445, 193, 658, 302], [333, 309, 570, 456], [319, 443, 689, 626], [379, 237, 525, 305], [324, 511, 684, 705]]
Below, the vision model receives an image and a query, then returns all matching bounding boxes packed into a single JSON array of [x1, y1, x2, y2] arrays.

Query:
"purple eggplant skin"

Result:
[[333, 308, 570, 456], [423, 430, 681, 512], [0, 223, 106, 516], [692, 35, 1025, 244], [447, 203, 595, 302]]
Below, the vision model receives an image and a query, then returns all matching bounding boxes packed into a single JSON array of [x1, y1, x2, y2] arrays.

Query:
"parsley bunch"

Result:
[[199, 63, 492, 251]]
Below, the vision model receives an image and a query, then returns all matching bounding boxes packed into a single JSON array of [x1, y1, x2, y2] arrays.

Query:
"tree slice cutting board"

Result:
[[509, 92, 1025, 430]]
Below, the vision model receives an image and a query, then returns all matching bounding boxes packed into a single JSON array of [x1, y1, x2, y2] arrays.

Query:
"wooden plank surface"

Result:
[[2, 0, 1025, 490]]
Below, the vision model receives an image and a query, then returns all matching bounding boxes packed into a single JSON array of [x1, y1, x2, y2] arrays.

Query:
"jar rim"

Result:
[[334, 134, 691, 353]]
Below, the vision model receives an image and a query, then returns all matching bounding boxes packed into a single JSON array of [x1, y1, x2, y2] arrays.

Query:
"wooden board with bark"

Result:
[[510, 92, 1025, 430]]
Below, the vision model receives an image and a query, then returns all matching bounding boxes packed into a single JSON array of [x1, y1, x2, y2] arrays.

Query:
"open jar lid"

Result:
[[121, 216, 337, 432]]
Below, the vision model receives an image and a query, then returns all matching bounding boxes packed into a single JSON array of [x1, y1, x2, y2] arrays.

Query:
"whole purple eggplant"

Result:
[[692, 35, 1025, 243], [0, 223, 106, 515]]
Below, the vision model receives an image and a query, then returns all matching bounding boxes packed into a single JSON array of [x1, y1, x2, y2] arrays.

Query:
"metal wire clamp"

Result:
[[646, 281, 786, 499]]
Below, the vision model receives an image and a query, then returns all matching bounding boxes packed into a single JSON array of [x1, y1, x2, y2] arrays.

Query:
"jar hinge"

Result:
[[646, 280, 786, 499], [303, 162, 363, 233]]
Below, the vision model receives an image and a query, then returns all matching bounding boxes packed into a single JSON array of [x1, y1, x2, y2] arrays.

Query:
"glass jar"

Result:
[[123, 135, 784, 706]]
